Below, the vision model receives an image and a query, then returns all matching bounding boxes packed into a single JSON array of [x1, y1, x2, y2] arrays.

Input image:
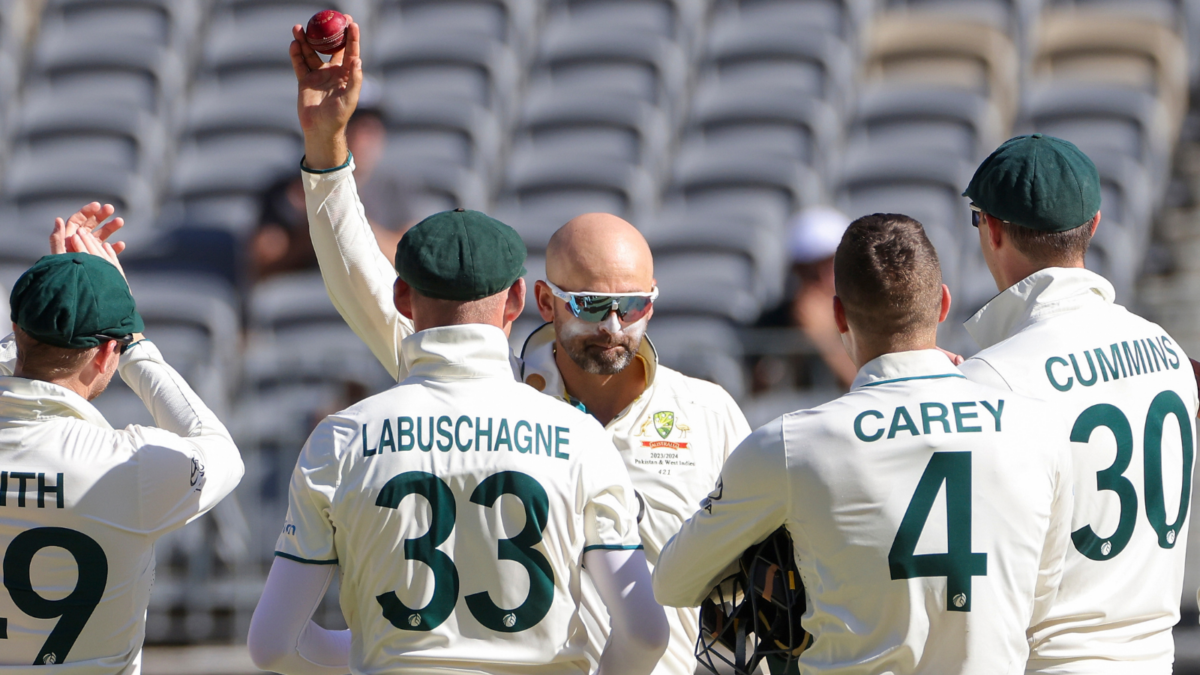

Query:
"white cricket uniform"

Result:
[[655, 350, 1075, 675], [302, 158, 752, 675], [959, 268, 1199, 674], [275, 324, 643, 675], [0, 336, 244, 674]]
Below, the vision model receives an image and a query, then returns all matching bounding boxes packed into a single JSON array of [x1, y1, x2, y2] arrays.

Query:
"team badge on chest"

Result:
[[633, 410, 696, 476], [637, 411, 690, 450]]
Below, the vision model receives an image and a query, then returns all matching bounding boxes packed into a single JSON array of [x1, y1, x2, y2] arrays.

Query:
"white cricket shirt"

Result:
[[0, 337, 244, 674], [655, 349, 1075, 675], [960, 267, 1199, 675], [302, 159, 752, 675], [275, 325, 643, 675]]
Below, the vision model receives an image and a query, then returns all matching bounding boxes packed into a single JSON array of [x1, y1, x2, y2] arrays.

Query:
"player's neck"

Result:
[[996, 255, 1084, 292], [12, 366, 92, 400], [554, 347, 646, 427]]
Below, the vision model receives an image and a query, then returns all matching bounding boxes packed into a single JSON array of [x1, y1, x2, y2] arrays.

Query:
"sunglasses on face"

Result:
[[93, 333, 136, 355], [545, 281, 658, 324]]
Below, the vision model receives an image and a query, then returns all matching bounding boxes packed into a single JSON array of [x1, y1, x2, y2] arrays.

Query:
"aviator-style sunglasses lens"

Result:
[[569, 295, 654, 323]]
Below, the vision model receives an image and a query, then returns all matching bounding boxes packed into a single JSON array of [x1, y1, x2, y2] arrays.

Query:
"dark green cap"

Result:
[[10, 253, 144, 349], [964, 134, 1101, 233], [395, 208, 527, 301]]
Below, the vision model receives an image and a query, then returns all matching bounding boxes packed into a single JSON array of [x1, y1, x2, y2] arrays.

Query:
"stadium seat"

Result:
[[652, 252, 763, 324], [490, 200, 589, 252], [502, 153, 657, 220], [168, 134, 302, 231], [644, 203, 789, 307], [4, 157, 156, 225], [28, 37, 185, 116], [248, 271, 345, 332], [382, 88, 504, 175], [544, 0, 708, 54], [670, 145, 823, 217], [39, 0, 201, 55], [1032, 12, 1188, 135], [847, 85, 1008, 161], [701, 22, 854, 112], [534, 22, 689, 117], [711, 0, 862, 40], [375, 29, 521, 120], [10, 97, 169, 178], [882, 0, 1023, 34], [649, 315, 749, 401], [373, 152, 489, 215], [862, 14, 1020, 126], [520, 253, 547, 319], [685, 85, 842, 172]]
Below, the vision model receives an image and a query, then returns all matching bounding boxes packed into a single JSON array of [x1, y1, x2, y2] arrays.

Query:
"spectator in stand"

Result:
[[755, 207, 858, 392], [251, 78, 415, 281]]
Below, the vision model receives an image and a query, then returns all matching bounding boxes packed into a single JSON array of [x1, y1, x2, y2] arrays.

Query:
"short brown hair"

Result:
[[834, 214, 943, 339], [13, 327, 98, 381], [999, 219, 1092, 268]]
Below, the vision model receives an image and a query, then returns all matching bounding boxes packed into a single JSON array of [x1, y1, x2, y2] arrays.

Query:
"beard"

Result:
[[556, 314, 649, 375]]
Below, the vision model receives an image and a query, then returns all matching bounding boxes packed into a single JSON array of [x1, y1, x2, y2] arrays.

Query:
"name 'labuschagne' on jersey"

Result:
[[0, 471, 64, 508], [1045, 334, 1183, 392], [854, 400, 1005, 443], [361, 416, 571, 460]]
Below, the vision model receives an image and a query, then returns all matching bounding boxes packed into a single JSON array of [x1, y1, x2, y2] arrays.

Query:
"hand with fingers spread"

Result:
[[62, 222, 128, 281], [291, 16, 363, 170], [50, 202, 127, 256]]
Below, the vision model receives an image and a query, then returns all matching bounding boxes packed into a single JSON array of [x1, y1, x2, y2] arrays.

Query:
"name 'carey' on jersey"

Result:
[[360, 416, 570, 461], [854, 400, 1004, 443], [1045, 334, 1182, 393]]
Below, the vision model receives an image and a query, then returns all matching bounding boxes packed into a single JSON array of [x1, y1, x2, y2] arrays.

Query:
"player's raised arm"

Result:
[[653, 423, 789, 608], [291, 14, 411, 379]]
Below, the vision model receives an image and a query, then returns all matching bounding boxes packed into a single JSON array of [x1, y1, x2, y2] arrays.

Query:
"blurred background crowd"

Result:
[[1, 0, 1200, 662]]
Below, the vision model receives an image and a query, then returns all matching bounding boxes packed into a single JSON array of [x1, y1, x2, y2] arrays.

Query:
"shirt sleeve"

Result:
[[303, 158, 414, 381], [117, 340, 245, 533], [652, 420, 789, 608], [580, 429, 643, 554], [275, 416, 354, 564]]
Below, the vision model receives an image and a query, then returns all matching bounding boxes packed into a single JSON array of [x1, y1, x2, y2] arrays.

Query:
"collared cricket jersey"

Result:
[[0, 337, 244, 674], [655, 349, 1074, 675], [275, 325, 642, 675], [961, 267, 1199, 675], [302, 160, 752, 675]]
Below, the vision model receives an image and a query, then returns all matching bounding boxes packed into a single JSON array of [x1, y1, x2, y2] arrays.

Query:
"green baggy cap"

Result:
[[10, 253, 144, 349], [964, 133, 1101, 233], [395, 208, 527, 301]]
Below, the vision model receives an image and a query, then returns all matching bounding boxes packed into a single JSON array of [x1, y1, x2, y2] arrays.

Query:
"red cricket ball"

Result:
[[306, 10, 347, 55]]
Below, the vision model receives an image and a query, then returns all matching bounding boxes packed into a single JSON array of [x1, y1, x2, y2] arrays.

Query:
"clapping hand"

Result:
[[50, 202, 126, 257]]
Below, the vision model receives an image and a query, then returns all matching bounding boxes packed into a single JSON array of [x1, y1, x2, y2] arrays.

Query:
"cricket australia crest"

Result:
[[638, 411, 690, 450]]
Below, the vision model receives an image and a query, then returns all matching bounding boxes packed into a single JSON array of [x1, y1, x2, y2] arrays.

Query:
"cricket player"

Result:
[[959, 134, 1198, 674], [654, 214, 1075, 675], [288, 19, 750, 674], [0, 216, 244, 673], [247, 209, 667, 675]]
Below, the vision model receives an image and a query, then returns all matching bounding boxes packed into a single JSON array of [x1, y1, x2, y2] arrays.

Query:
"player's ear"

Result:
[[503, 278, 526, 325], [393, 278, 414, 320], [1089, 210, 1101, 237], [938, 284, 952, 324], [534, 280, 555, 322], [832, 296, 849, 334], [984, 214, 1004, 251]]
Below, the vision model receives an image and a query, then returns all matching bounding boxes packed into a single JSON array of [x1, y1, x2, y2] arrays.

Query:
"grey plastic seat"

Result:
[[502, 153, 657, 219], [712, 0, 861, 39], [374, 152, 489, 213], [1086, 215, 1140, 303], [248, 271, 345, 332], [375, 29, 520, 119], [883, 0, 1021, 33], [377, 0, 538, 51], [40, 0, 202, 54], [514, 89, 672, 177], [4, 157, 155, 222], [644, 204, 788, 307], [28, 37, 184, 115], [490, 201, 592, 252], [649, 316, 748, 400], [183, 80, 302, 142], [382, 94, 503, 174], [652, 253, 763, 324], [847, 86, 1007, 162], [535, 22, 689, 116], [519, 253, 547, 319], [170, 135, 301, 204], [201, 5, 326, 79], [670, 145, 823, 217], [1085, 147, 1154, 242], [702, 21, 854, 111], [545, 0, 709, 54], [686, 85, 842, 171], [10, 97, 168, 178]]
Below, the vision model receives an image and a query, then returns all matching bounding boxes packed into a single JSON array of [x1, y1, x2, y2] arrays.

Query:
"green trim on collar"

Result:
[[274, 551, 338, 565], [300, 151, 353, 174], [861, 373, 967, 388], [583, 544, 645, 553]]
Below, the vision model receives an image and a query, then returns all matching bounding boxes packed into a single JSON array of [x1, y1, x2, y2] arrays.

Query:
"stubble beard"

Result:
[[557, 316, 648, 376]]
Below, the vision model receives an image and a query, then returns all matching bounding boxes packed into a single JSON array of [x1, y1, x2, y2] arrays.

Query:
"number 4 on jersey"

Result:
[[889, 452, 988, 612]]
